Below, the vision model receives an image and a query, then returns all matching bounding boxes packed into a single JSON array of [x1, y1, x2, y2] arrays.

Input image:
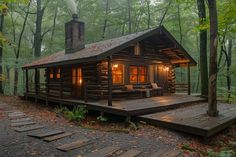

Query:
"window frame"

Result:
[[112, 63, 124, 84], [129, 65, 147, 84]]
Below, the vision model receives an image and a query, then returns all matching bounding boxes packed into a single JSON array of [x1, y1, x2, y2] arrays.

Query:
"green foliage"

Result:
[[181, 144, 196, 152], [66, 106, 87, 122], [97, 114, 108, 122], [55, 105, 69, 115], [129, 121, 139, 130], [55, 105, 87, 122], [207, 149, 235, 157]]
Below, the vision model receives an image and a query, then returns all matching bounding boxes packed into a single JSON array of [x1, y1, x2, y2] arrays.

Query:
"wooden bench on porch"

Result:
[[112, 84, 163, 98]]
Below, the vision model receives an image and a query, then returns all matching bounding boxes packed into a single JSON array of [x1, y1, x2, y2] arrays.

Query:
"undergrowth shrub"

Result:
[[208, 149, 235, 157], [55, 105, 87, 122]]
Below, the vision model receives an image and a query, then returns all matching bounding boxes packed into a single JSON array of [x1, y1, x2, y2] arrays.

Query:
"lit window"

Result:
[[129, 66, 147, 83], [49, 68, 54, 79], [72, 67, 82, 86], [56, 67, 61, 79], [112, 64, 124, 84]]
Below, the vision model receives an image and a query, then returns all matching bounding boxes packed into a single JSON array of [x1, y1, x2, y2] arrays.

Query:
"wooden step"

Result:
[[14, 125, 45, 132], [11, 118, 32, 123], [11, 121, 36, 127], [57, 139, 91, 152], [118, 149, 142, 157], [28, 130, 64, 139], [149, 149, 182, 157], [84, 146, 120, 157], [9, 115, 27, 120], [44, 132, 73, 142]]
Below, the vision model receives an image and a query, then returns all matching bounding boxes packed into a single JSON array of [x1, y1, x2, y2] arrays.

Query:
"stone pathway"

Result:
[[0, 102, 182, 157]]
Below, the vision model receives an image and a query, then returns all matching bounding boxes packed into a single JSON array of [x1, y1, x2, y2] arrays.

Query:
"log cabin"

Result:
[[22, 14, 197, 106]]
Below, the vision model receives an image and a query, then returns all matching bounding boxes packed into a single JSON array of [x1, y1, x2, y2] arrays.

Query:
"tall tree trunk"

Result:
[[207, 0, 218, 117], [159, 0, 172, 26], [13, 1, 31, 95], [0, 12, 4, 94], [34, 0, 44, 57], [226, 39, 232, 100], [127, 0, 131, 33], [50, 2, 58, 42], [102, 0, 109, 39], [197, 0, 208, 97]]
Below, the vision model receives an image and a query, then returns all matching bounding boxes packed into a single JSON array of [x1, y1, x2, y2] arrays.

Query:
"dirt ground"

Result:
[[0, 95, 236, 156]]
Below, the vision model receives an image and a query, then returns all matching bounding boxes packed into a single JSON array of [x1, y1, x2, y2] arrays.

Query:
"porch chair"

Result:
[[151, 83, 163, 96]]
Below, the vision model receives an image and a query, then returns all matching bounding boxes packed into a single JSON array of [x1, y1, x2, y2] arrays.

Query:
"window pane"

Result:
[[56, 68, 61, 79], [130, 66, 138, 75], [112, 64, 123, 84], [50, 68, 54, 79], [139, 75, 146, 83], [139, 67, 146, 75], [129, 66, 147, 84], [130, 75, 137, 83]]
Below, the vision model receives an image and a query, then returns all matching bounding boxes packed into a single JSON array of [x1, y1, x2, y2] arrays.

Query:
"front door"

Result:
[[72, 67, 83, 98]]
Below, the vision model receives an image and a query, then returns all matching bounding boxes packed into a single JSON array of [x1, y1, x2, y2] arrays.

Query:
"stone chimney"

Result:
[[65, 14, 85, 54]]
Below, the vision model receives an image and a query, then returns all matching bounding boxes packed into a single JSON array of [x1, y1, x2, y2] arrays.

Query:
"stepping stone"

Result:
[[57, 139, 91, 152], [9, 115, 26, 120], [14, 125, 44, 132], [44, 132, 73, 142], [28, 130, 64, 139], [7, 111, 23, 114], [150, 149, 182, 157], [11, 118, 32, 123], [11, 121, 36, 127], [84, 146, 120, 157], [118, 149, 142, 157], [5, 110, 20, 113], [8, 113, 25, 118]]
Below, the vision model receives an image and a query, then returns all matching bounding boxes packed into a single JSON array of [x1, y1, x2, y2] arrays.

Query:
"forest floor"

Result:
[[0, 95, 236, 156]]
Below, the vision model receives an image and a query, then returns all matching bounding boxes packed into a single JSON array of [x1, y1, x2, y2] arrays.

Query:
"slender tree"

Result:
[[146, 0, 151, 29], [34, 0, 49, 57], [127, 0, 131, 33], [197, 0, 208, 97], [0, 4, 6, 94], [13, 1, 31, 95], [102, 0, 109, 39], [207, 0, 219, 117]]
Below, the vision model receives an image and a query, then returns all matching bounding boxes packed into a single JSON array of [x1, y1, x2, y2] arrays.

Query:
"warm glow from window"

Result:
[[112, 64, 124, 84], [129, 66, 147, 83], [56, 67, 61, 79], [72, 67, 82, 86], [49, 68, 54, 79]]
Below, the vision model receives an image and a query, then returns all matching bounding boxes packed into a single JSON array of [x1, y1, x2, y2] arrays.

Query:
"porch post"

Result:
[[187, 63, 191, 95], [25, 69, 29, 94], [35, 68, 39, 95], [60, 67, 63, 98], [108, 55, 113, 106]]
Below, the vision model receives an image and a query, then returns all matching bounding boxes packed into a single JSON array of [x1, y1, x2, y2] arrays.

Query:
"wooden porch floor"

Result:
[[25, 93, 206, 116], [25, 93, 236, 137], [137, 103, 236, 137]]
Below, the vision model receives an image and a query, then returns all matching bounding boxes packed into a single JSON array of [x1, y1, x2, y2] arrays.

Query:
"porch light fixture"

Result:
[[113, 64, 118, 68], [164, 66, 169, 71], [79, 79, 82, 84]]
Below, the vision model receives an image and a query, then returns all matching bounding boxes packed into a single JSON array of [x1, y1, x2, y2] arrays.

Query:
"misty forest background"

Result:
[[0, 0, 235, 102]]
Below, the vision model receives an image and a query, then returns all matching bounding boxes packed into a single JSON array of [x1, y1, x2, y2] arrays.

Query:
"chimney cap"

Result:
[[72, 14, 78, 20]]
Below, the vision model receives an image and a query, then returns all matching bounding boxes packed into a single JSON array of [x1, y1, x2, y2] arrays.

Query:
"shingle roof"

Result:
[[22, 26, 196, 69]]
